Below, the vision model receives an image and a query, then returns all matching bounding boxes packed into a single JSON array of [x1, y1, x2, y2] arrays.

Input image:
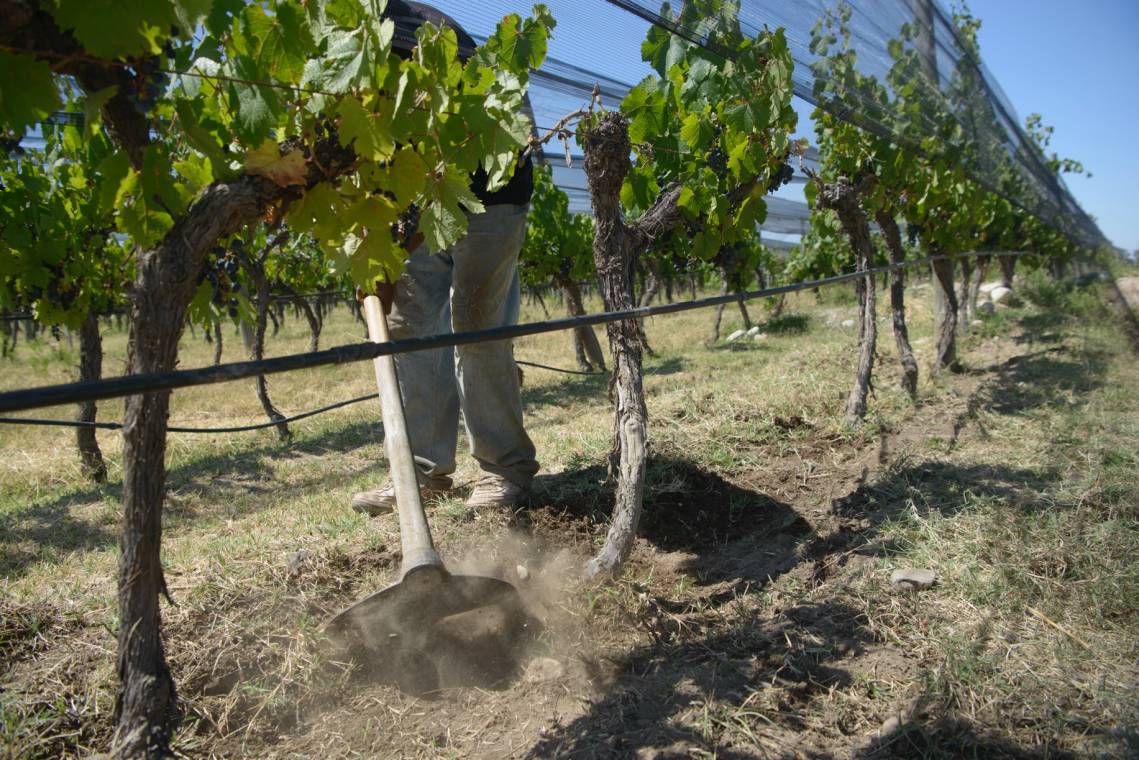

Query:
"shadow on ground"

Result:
[[520, 436, 1089, 756], [0, 419, 382, 579]]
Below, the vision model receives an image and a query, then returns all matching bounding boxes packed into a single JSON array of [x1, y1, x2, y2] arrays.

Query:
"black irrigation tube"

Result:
[[0, 393, 379, 433], [0, 252, 1028, 415], [0, 360, 600, 432], [515, 359, 603, 377]]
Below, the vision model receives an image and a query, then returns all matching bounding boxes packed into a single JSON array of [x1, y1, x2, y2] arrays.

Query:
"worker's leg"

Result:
[[450, 204, 539, 487], [385, 246, 460, 481]]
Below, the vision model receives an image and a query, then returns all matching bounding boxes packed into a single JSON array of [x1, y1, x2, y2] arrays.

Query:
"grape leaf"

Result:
[[244, 140, 308, 187], [0, 52, 62, 132], [51, 0, 178, 58], [337, 96, 395, 162], [420, 167, 484, 253]]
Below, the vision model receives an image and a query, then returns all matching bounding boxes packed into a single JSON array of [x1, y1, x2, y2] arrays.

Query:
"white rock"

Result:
[[1117, 276, 1139, 311], [524, 657, 565, 683], [970, 320, 983, 328], [976, 301, 996, 315], [753, 333, 768, 341], [841, 319, 855, 329], [516, 564, 530, 581], [990, 286, 1014, 304], [746, 325, 761, 336], [979, 281, 1002, 295], [891, 567, 937, 590], [726, 329, 747, 342]]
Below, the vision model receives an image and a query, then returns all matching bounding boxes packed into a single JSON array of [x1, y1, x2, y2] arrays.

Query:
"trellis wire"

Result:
[[0, 251, 1029, 416]]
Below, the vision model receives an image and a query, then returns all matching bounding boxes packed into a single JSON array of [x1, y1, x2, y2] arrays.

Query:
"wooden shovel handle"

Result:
[[361, 295, 442, 574]]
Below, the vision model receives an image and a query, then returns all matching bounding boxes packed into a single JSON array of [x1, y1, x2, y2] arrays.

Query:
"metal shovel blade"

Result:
[[326, 565, 521, 646]]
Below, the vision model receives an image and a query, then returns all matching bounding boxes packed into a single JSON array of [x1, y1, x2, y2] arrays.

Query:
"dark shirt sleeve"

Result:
[[384, 1, 534, 207]]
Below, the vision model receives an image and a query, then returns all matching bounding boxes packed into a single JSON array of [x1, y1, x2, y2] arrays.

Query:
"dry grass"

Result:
[[2, 278, 1136, 758]]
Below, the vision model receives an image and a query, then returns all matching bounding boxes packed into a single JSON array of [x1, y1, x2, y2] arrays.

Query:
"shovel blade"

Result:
[[327, 569, 520, 646]]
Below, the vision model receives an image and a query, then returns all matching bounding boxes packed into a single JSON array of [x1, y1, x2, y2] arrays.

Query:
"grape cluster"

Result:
[[126, 31, 177, 115], [1, 137, 24, 157], [708, 147, 727, 176], [197, 245, 241, 318], [127, 58, 170, 114], [393, 203, 421, 249], [767, 162, 795, 192]]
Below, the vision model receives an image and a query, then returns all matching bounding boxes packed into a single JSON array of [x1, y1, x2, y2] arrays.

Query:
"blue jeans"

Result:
[[385, 203, 539, 486]]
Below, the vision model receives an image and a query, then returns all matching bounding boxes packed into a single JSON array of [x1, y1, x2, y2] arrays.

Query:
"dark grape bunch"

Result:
[[0, 136, 24, 157], [125, 28, 178, 115], [393, 203, 421, 249], [196, 243, 242, 318], [767, 162, 795, 192]]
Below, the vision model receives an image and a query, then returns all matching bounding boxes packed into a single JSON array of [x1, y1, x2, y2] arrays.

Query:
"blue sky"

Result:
[[968, 0, 1139, 253], [435, 0, 1137, 253]]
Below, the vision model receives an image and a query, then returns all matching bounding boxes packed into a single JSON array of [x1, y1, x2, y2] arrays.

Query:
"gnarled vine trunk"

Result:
[[211, 318, 223, 366], [819, 178, 876, 423], [76, 309, 108, 482], [280, 285, 321, 352], [968, 254, 989, 323], [875, 210, 918, 398], [956, 256, 974, 333], [708, 246, 751, 343], [580, 112, 683, 578], [246, 260, 290, 441], [999, 252, 1016, 289], [930, 251, 960, 374], [557, 274, 606, 372]]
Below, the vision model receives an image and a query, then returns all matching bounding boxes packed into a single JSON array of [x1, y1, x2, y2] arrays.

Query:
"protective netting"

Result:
[[448, 0, 1104, 250]]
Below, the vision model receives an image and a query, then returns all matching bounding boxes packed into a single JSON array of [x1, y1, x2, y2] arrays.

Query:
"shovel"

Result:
[[326, 292, 523, 684]]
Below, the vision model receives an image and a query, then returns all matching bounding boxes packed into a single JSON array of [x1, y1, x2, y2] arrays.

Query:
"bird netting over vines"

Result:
[[432, 0, 1104, 250]]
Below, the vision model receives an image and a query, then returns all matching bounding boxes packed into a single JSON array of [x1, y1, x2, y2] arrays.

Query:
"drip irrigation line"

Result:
[[0, 393, 379, 433], [515, 359, 604, 377], [0, 359, 602, 432], [0, 251, 1029, 415]]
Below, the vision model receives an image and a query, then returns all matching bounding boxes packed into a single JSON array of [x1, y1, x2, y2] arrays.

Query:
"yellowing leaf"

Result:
[[244, 140, 307, 187]]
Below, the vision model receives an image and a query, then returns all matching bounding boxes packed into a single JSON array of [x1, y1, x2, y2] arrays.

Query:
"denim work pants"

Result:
[[385, 203, 539, 486]]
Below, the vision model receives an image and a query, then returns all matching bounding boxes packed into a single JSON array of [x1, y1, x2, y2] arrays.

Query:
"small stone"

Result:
[[726, 329, 747, 342], [970, 319, 983, 328], [979, 281, 1002, 295], [524, 657, 565, 683], [753, 332, 768, 341], [891, 567, 936, 590], [990, 286, 1014, 305], [876, 715, 902, 738], [746, 325, 761, 336], [286, 549, 308, 578], [976, 301, 996, 315], [840, 319, 855, 328], [516, 564, 530, 581]]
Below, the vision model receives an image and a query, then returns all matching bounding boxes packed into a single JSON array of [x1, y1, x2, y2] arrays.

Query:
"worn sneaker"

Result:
[[465, 474, 530, 510], [351, 475, 453, 517]]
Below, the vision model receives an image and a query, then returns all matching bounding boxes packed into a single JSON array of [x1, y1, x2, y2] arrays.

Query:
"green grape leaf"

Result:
[[227, 56, 280, 145], [242, 1, 312, 82], [420, 168, 484, 253], [286, 182, 348, 242], [337, 96, 395, 162], [174, 99, 231, 178], [368, 147, 427, 206], [0, 52, 62, 132], [342, 195, 400, 283], [51, 0, 178, 58]]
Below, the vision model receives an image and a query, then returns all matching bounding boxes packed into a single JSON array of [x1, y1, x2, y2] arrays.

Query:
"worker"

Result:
[[351, 1, 539, 516]]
